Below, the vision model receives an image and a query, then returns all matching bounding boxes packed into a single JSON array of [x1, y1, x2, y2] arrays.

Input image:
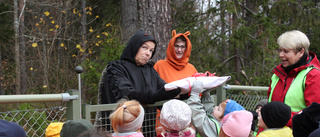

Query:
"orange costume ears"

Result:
[[172, 30, 190, 38]]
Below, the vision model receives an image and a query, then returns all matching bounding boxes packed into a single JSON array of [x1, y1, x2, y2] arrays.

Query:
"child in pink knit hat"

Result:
[[157, 99, 196, 137], [219, 110, 253, 137]]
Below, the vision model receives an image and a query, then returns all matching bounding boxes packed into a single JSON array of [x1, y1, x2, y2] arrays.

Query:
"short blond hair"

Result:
[[277, 30, 310, 54]]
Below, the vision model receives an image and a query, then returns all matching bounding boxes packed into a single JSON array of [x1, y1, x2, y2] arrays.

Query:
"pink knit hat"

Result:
[[221, 110, 253, 137], [160, 99, 192, 131]]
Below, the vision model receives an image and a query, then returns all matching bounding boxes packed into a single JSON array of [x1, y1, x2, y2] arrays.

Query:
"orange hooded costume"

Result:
[[154, 30, 197, 135], [154, 30, 197, 83]]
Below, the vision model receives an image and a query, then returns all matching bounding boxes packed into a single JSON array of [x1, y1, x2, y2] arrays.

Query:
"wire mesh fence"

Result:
[[0, 93, 267, 137], [227, 93, 268, 111], [0, 106, 67, 137], [91, 93, 268, 136]]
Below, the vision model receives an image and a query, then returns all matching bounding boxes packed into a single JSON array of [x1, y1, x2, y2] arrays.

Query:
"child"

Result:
[[109, 99, 145, 137], [251, 99, 268, 136], [0, 119, 26, 137], [219, 110, 253, 137], [45, 122, 64, 137], [292, 102, 320, 137], [77, 128, 112, 137], [60, 119, 94, 137], [257, 101, 292, 137], [157, 99, 196, 137], [187, 80, 245, 137]]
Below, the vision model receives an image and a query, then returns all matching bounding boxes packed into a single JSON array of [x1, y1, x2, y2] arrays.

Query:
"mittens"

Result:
[[190, 80, 204, 96]]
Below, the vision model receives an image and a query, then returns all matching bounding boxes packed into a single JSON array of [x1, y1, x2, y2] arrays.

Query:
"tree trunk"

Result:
[[232, 9, 241, 83], [14, 0, 21, 95], [0, 43, 2, 95], [80, 0, 86, 103], [221, 0, 229, 68], [120, 0, 138, 44], [19, 0, 27, 94], [139, 0, 172, 62], [120, 0, 172, 62]]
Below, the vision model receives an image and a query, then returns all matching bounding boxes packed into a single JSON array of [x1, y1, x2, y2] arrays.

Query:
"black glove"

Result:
[[154, 87, 181, 102]]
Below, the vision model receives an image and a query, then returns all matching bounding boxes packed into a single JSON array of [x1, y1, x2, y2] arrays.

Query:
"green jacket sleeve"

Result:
[[187, 94, 221, 137]]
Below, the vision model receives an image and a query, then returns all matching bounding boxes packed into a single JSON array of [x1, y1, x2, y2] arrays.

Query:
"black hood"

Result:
[[120, 30, 157, 64]]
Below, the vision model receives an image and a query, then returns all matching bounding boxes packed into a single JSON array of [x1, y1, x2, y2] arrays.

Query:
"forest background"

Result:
[[0, 0, 320, 105]]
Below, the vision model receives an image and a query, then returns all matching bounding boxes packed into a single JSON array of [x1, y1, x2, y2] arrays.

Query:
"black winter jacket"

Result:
[[100, 30, 180, 104]]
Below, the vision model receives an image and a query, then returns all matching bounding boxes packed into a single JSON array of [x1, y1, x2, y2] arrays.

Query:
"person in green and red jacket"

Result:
[[262, 30, 320, 134]]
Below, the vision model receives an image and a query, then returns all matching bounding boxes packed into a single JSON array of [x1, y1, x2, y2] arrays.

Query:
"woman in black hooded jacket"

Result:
[[99, 30, 181, 136], [100, 30, 181, 105]]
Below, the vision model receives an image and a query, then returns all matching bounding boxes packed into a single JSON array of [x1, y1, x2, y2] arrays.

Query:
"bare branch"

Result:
[[238, 2, 257, 15], [18, 0, 26, 21], [0, 11, 13, 15]]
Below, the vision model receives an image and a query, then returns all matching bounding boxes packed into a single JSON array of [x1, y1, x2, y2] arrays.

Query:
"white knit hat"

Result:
[[160, 99, 192, 131]]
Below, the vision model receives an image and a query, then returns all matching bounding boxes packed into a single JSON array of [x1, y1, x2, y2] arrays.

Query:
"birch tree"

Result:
[[14, 0, 21, 94], [121, 0, 172, 62], [19, 0, 27, 93]]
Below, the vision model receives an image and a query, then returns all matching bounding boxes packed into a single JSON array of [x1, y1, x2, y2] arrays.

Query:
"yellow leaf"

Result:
[[49, 17, 53, 19], [95, 43, 99, 46], [60, 43, 65, 47], [89, 27, 93, 33], [96, 35, 100, 38], [67, 22, 70, 24], [96, 15, 99, 18], [32, 43, 37, 48], [35, 23, 39, 26], [30, 67, 33, 71], [34, 16, 37, 19], [86, 11, 92, 15], [43, 85, 47, 88], [89, 50, 92, 54], [73, 8, 77, 14], [98, 40, 102, 43], [50, 29, 53, 31], [106, 23, 111, 27], [44, 11, 50, 16], [89, 7, 92, 11], [90, 65, 92, 68], [62, 11, 66, 14], [51, 20, 55, 24], [55, 25, 59, 28], [80, 49, 84, 52], [104, 32, 109, 36], [76, 44, 81, 49], [64, 47, 67, 50], [40, 18, 43, 21], [72, 54, 77, 57], [78, 13, 81, 17]]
